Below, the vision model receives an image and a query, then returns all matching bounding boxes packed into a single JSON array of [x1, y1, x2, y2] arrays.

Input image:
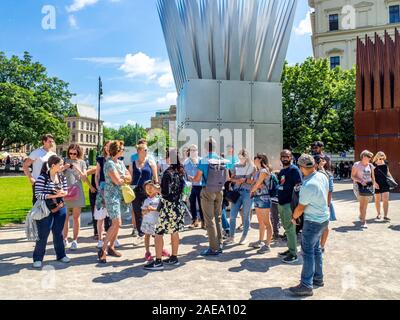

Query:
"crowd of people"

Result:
[[23, 134, 396, 297]]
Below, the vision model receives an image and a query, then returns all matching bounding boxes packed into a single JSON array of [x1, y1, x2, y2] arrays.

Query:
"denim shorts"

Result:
[[253, 197, 271, 209]]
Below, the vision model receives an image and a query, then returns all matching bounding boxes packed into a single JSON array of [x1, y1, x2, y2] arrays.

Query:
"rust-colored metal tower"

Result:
[[355, 29, 400, 186]]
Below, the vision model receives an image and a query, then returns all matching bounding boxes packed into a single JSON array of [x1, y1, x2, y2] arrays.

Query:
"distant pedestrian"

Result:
[[351, 150, 378, 229], [373, 152, 394, 221]]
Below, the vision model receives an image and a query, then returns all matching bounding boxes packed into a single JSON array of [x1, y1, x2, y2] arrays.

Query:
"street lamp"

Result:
[[97, 76, 103, 154]]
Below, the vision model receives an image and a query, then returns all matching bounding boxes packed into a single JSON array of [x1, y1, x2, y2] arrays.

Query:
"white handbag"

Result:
[[30, 200, 51, 221]]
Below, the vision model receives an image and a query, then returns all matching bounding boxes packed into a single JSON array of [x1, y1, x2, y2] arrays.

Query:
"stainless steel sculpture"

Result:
[[157, 0, 297, 164]]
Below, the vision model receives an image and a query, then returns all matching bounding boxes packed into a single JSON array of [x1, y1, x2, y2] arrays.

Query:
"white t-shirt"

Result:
[[29, 147, 56, 179]]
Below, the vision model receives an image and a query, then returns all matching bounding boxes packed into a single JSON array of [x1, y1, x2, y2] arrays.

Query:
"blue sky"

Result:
[[0, 0, 313, 128]]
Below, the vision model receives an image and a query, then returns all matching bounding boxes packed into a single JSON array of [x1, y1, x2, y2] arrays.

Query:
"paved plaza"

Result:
[[0, 182, 399, 300]]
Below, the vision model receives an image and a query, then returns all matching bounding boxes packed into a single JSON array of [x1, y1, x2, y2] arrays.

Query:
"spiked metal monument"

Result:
[[157, 0, 297, 163]]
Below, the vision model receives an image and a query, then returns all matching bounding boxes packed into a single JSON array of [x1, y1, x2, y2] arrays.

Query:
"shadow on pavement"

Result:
[[332, 222, 363, 233], [249, 287, 300, 300], [389, 225, 400, 231], [229, 257, 282, 273]]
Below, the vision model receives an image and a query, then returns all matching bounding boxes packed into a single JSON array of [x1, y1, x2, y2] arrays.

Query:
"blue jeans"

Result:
[[189, 186, 203, 222], [33, 207, 67, 262], [229, 189, 253, 239], [301, 219, 329, 288], [221, 204, 230, 232]]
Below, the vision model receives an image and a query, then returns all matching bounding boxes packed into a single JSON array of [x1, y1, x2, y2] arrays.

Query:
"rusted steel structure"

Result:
[[355, 29, 400, 187]]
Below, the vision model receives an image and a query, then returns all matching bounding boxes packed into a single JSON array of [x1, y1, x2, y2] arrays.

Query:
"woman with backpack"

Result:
[[249, 153, 276, 254]]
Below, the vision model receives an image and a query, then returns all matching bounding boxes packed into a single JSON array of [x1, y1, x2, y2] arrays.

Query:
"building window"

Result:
[[329, 14, 339, 31], [81, 122, 84, 130], [72, 134, 75, 142], [330, 56, 341, 69], [67, 122, 71, 128], [81, 134, 83, 142], [389, 5, 400, 24], [86, 135, 89, 143], [94, 124, 97, 132]]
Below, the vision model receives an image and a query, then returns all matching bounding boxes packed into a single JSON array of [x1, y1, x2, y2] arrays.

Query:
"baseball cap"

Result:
[[297, 154, 316, 168]]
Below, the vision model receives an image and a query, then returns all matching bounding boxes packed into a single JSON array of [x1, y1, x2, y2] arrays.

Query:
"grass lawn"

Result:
[[0, 176, 91, 227]]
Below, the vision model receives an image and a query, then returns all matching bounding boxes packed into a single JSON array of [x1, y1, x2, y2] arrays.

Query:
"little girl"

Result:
[[141, 181, 170, 261], [94, 182, 108, 249]]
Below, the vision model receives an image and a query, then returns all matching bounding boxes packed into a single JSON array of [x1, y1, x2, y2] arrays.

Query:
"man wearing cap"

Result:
[[277, 150, 302, 264], [289, 154, 330, 297]]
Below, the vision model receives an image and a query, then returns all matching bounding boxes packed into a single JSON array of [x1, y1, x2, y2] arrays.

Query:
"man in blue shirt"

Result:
[[193, 138, 228, 256], [289, 154, 329, 297], [277, 150, 302, 264]]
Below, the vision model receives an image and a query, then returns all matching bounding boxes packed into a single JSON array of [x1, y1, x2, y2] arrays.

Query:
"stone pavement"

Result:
[[0, 182, 399, 300]]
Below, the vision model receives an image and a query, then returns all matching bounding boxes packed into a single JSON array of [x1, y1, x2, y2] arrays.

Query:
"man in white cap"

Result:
[[288, 154, 329, 297]]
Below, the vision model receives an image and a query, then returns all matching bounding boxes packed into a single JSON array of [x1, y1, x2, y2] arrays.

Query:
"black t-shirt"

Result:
[[161, 168, 185, 203], [96, 157, 106, 183], [374, 162, 389, 189], [277, 165, 302, 205]]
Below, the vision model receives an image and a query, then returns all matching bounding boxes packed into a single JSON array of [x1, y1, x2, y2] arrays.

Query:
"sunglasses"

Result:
[[69, 152, 78, 156]]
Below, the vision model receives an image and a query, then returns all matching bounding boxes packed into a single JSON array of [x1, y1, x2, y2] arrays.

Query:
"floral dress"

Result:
[[104, 159, 131, 220], [155, 168, 186, 235]]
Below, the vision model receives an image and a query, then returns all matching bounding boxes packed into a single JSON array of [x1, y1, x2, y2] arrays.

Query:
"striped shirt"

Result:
[[35, 174, 68, 200]]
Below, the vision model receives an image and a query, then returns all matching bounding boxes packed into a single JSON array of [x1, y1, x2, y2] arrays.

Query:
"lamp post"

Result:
[[97, 76, 103, 154]]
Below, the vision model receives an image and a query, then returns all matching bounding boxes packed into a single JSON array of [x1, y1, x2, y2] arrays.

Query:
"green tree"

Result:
[[281, 58, 355, 154], [0, 52, 74, 150]]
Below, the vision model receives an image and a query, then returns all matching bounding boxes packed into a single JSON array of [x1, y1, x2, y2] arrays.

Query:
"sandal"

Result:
[[108, 247, 122, 258], [98, 249, 107, 263], [384, 217, 391, 222], [376, 215, 382, 220]]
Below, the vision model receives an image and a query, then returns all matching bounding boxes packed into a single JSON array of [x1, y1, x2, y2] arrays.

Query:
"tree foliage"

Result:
[[0, 52, 74, 151], [281, 58, 355, 154]]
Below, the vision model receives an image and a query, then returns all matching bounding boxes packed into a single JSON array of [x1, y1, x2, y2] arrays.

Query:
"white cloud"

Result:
[[120, 52, 173, 88], [74, 57, 124, 65], [294, 10, 312, 36], [102, 92, 149, 105], [73, 94, 97, 106], [68, 15, 78, 29], [66, 0, 99, 13], [157, 92, 177, 106], [158, 71, 174, 88]]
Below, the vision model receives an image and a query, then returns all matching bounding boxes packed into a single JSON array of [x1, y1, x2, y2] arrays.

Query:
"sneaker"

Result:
[[218, 244, 224, 254], [200, 248, 220, 256], [144, 259, 164, 271], [313, 280, 325, 288], [33, 261, 42, 269], [278, 250, 290, 257], [144, 252, 153, 262], [249, 240, 262, 249], [236, 224, 243, 232], [164, 256, 180, 266], [162, 249, 171, 257], [224, 237, 235, 245], [289, 283, 313, 297], [238, 237, 247, 245], [360, 223, 368, 229], [131, 228, 139, 237], [58, 256, 71, 263], [70, 241, 78, 251], [97, 240, 104, 249], [64, 239, 70, 248], [257, 245, 271, 254], [114, 239, 122, 248], [282, 254, 298, 264]]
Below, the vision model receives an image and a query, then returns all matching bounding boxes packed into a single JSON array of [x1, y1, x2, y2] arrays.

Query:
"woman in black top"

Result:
[[373, 152, 393, 221], [32, 155, 70, 268], [144, 149, 185, 271]]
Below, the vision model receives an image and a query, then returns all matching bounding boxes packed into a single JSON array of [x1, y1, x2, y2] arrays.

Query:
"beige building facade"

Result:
[[150, 105, 176, 132], [310, 0, 400, 69], [56, 104, 104, 157]]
